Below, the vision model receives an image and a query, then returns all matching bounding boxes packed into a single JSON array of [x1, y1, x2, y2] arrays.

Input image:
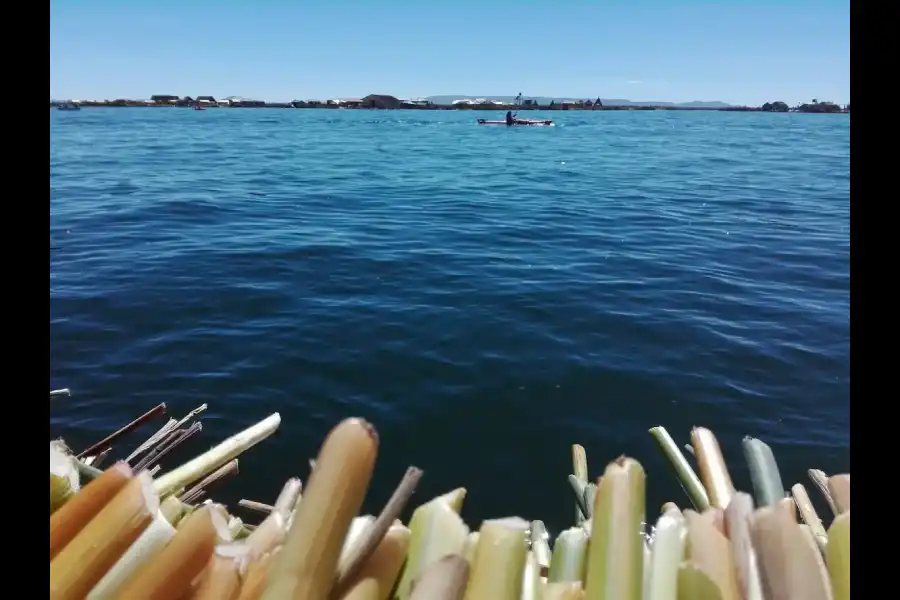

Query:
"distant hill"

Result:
[[425, 95, 732, 108]]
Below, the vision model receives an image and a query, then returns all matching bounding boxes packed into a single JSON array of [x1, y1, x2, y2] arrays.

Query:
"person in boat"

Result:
[[506, 110, 515, 125]]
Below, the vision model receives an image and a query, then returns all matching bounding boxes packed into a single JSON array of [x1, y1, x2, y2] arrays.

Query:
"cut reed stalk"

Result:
[[790, 484, 828, 553], [521, 550, 542, 600], [826, 511, 849, 600], [572, 444, 589, 524], [807, 470, 837, 515], [77, 403, 167, 459], [723, 493, 763, 600], [568, 474, 590, 520], [51, 441, 80, 514], [462, 532, 479, 565], [646, 509, 686, 600], [236, 549, 280, 600], [649, 426, 710, 511], [683, 509, 740, 600], [337, 524, 410, 600], [50, 472, 158, 600], [244, 478, 302, 560], [395, 488, 470, 600], [742, 436, 785, 507], [827, 475, 850, 514], [239, 499, 275, 514], [408, 554, 469, 600], [583, 457, 645, 600], [530, 520, 552, 577], [154, 413, 281, 497], [180, 459, 240, 504], [50, 461, 133, 560], [262, 417, 378, 600], [750, 504, 832, 600], [336, 466, 423, 592], [690, 428, 734, 510], [463, 517, 530, 600], [189, 544, 247, 600], [111, 504, 225, 600], [548, 527, 588, 584], [87, 510, 178, 600], [544, 582, 585, 600]]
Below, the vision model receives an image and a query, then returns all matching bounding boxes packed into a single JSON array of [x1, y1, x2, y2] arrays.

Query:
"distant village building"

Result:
[[150, 95, 179, 104], [361, 94, 403, 109], [218, 96, 265, 107], [196, 96, 217, 106]]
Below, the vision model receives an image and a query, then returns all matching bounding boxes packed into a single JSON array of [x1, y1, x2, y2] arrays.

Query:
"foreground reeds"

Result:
[[50, 402, 849, 600]]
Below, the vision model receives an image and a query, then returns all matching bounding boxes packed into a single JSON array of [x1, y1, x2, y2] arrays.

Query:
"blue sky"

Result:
[[50, 0, 849, 106]]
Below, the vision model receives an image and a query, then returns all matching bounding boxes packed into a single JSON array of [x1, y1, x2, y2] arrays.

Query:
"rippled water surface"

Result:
[[50, 108, 849, 529]]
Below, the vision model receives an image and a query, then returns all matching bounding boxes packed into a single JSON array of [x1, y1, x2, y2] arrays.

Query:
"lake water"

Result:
[[50, 107, 850, 532]]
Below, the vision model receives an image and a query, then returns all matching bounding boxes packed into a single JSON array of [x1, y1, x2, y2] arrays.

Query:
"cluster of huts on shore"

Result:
[[52, 94, 608, 111], [51, 94, 849, 113]]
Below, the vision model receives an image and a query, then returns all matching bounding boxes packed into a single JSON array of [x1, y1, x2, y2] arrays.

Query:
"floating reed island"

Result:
[[49, 393, 849, 600]]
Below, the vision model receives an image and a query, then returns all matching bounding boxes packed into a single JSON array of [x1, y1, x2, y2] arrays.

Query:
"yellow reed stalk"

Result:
[[262, 417, 378, 600], [690, 428, 734, 509], [50, 472, 158, 600], [462, 532, 480, 565], [111, 504, 225, 599], [826, 511, 849, 600], [154, 413, 282, 497], [236, 548, 280, 600], [646, 509, 686, 600], [807, 469, 838, 515], [395, 488, 470, 600], [660, 502, 681, 516], [583, 457, 645, 600], [547, 527, 588, 583], [50, 440, 80, 514], [791, 484, 828, 553], [649, 426, 710, 510], [244, 478, 302, 560], [50, 461, 133, 560], [409, 554, 469, 600], [676, 564, 723, 600], [521, 550, 542, 600], [189, 544, 246, 600], [531, 520, 552, 578], [341, 516, 376, 567], [723, 493, 763, 600], [750, 504, 833, 600], [463, 517, 530, 600], [777, 497, 797, 522], [338, 524, 410, 600], [87, 509, 177, 600], [544, 582, 585, 600], [683, 510, 740, 600], [337, 466, 423, 592], [573, 444, 589, 523], [160, 494, 188, 526], [828, 474, 850, 514], [798, 524, 833, 596], [341, 579, 380, 600]]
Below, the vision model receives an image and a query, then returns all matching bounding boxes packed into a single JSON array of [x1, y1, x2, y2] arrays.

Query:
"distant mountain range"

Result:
[[425, 95, 733, 108]]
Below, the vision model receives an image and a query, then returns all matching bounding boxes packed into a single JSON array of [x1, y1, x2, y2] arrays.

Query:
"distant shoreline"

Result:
[[50, 97, 849, 114]]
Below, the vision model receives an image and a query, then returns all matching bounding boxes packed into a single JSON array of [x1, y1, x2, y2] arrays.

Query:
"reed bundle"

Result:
[[49, 405, 849, 600]]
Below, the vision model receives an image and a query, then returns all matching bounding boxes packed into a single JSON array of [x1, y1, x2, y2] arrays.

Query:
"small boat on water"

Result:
[[193, 105, 205, 111], [478, 118, 553, 126], [56, 101, 81, 111]]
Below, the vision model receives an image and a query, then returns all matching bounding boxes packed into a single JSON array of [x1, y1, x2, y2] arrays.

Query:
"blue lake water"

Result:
[[50, 107, 849, 531]]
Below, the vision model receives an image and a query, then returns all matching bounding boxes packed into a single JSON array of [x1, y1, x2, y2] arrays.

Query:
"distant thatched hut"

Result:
[[362, 94, 403, 109]]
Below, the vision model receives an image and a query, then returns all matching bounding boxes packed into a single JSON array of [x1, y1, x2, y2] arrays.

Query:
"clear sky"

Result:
[[50, 0, 849, 106]]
